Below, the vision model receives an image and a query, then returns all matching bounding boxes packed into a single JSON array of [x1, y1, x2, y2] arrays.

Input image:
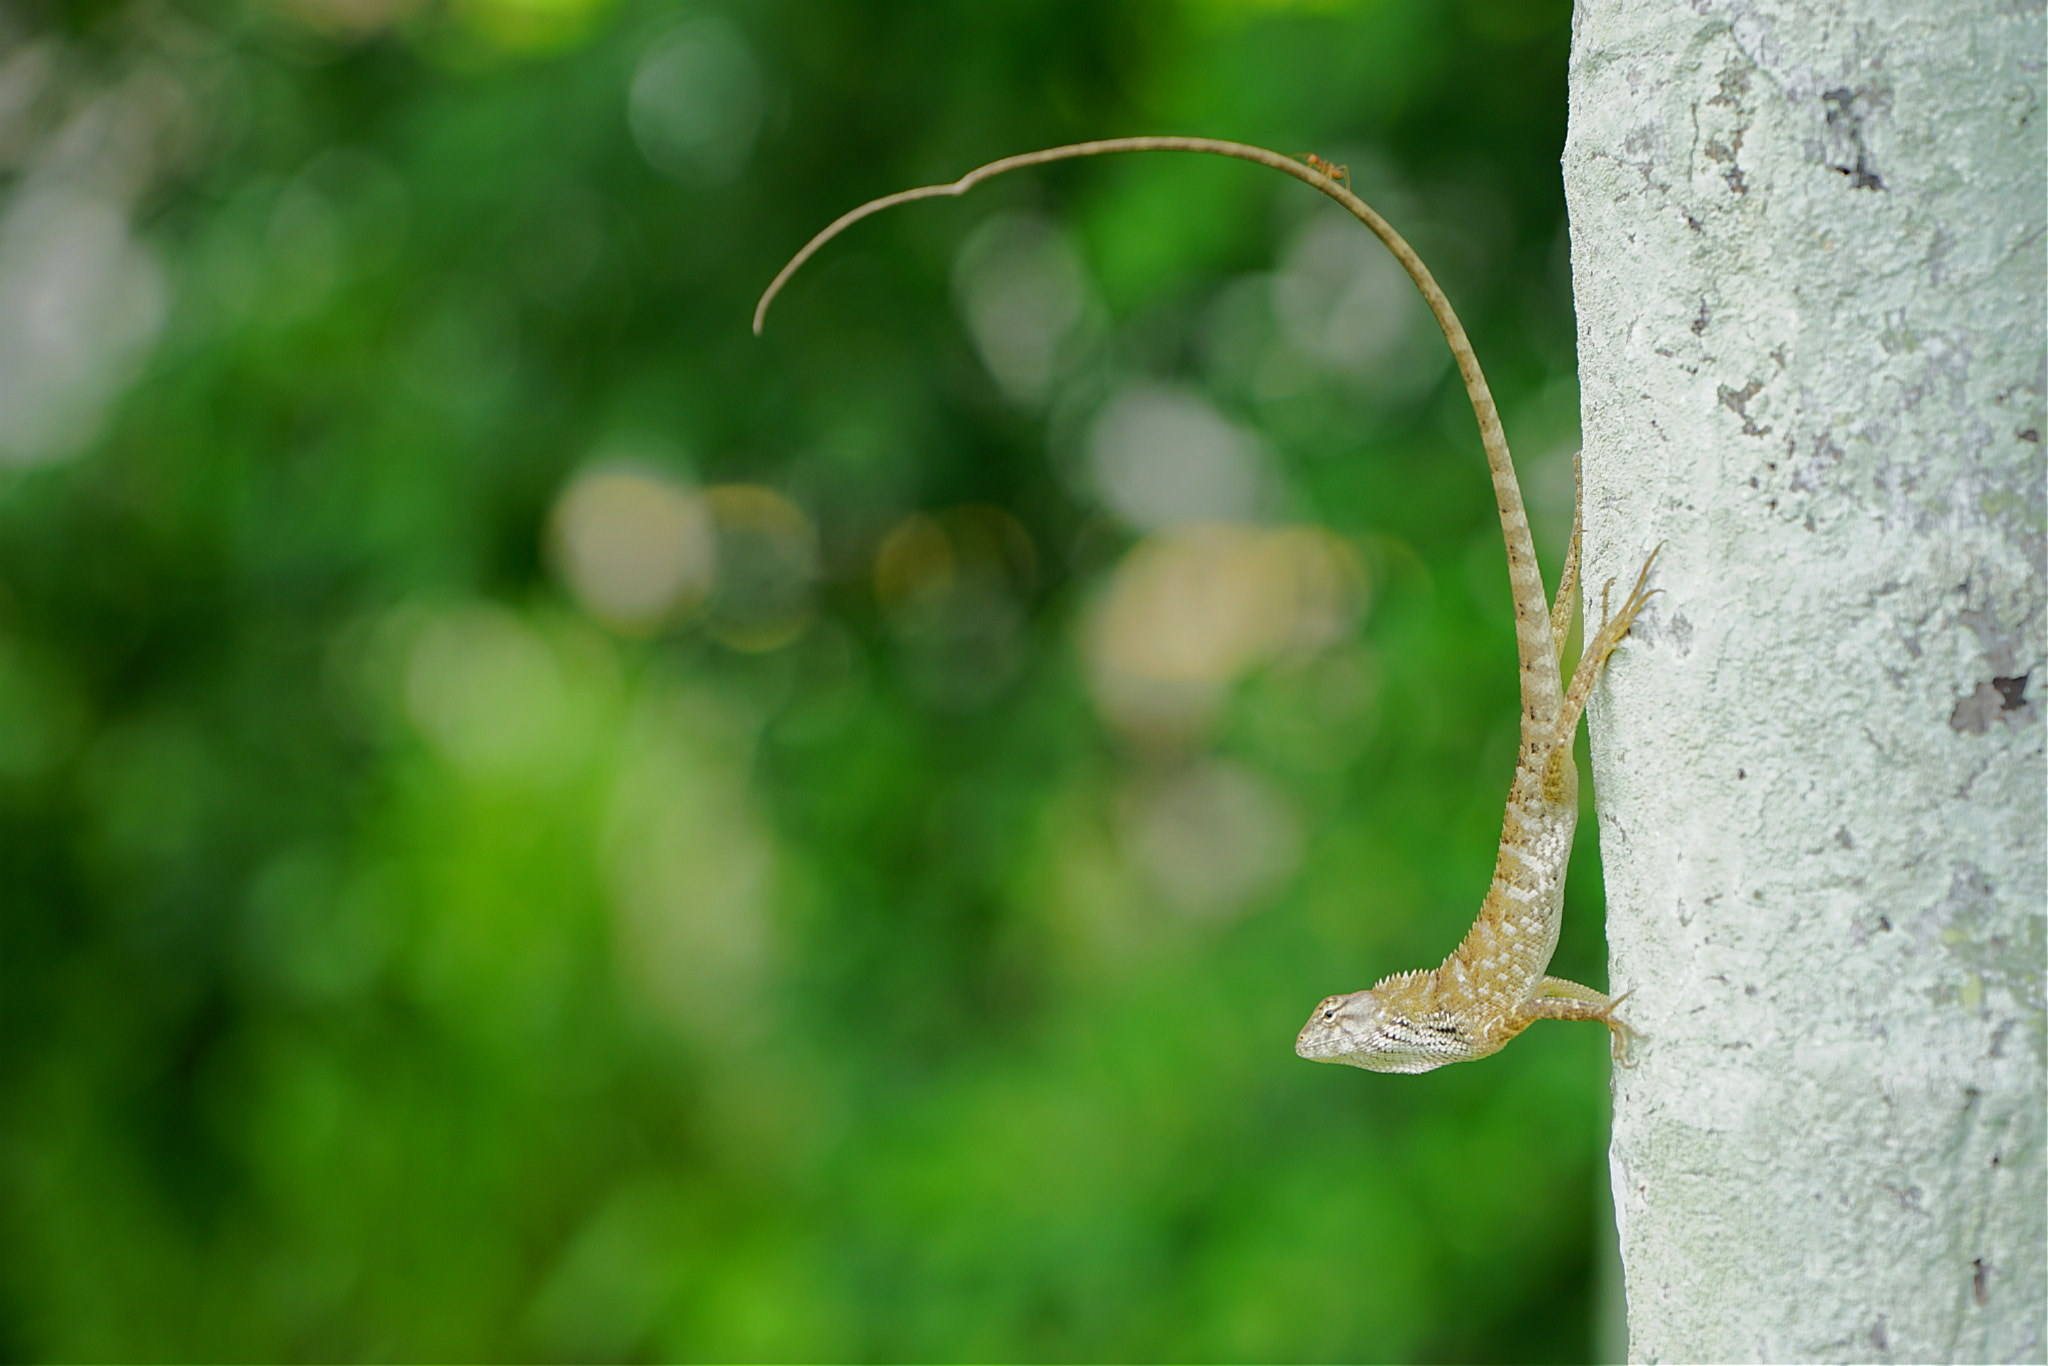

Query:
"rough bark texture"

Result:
[[1563, 2, 2045, 1363]]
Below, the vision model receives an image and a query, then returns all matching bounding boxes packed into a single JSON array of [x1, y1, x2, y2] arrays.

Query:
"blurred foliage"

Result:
[[0, 0, 1620, 1359]]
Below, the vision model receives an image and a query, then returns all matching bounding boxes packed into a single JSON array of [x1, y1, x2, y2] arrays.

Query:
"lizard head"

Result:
[[1294, 985, 1475, 1074]]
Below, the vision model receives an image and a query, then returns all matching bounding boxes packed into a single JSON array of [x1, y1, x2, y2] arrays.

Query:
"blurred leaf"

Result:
[[0, 1, 1606, 1360]]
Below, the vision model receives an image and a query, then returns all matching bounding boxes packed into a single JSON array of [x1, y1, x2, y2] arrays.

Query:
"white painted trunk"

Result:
[[1563, 2, 2045, 1362]]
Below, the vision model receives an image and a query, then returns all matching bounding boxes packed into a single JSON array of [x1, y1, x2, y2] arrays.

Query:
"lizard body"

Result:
[[1292, 473, 1656, 1073], [751, 135, 1656, 1075]]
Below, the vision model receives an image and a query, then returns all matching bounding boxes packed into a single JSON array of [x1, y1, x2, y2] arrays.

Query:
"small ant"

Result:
[[1302, 153, 1349, 186]]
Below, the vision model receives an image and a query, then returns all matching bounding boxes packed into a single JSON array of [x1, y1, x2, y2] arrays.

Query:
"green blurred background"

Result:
[[0, 0, 1619, 1359]]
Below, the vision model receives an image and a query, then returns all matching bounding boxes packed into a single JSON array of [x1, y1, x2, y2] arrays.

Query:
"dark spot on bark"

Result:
[[1705, 134, 1748, 194], [1951, 672, 2036, 733], [2020, 428, 2040, 443], [1822, 87, 1887, 190], [1707, 66, 1750, 109], [1719, 380, 1771, 436]]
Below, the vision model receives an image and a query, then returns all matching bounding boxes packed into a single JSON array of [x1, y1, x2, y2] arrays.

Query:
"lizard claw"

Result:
[[1603, 989, 1640, 1067]]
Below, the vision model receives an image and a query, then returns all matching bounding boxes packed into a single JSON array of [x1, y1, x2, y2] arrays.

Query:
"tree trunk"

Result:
[[1563, 2, 2045, 1362]]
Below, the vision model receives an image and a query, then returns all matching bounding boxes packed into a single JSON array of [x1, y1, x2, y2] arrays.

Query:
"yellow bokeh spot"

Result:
[[874, 512, 955, 621], [450, 0, 612, 53], [550, 465, 715, 635], [1084, 522, 1365, 741], [700, 485, 819, 653], [873, 505, 1037, 634]]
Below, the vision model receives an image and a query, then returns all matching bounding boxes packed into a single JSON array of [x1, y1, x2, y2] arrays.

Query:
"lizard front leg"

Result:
[[1516, 979, 1639, 1064]]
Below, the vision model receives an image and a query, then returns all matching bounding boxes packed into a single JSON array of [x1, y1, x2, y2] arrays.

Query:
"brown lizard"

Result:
[[751, 136, 1657, 1074], [1293, 464, 1656, 1073]]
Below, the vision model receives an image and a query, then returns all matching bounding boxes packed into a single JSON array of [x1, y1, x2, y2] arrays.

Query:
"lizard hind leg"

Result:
[[1555, 542, 1662, 744]]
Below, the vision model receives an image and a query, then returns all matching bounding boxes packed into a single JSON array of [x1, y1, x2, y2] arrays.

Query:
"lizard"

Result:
[[750, 135, 1658, 1074], [1294, 454, 1656, 1073]]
